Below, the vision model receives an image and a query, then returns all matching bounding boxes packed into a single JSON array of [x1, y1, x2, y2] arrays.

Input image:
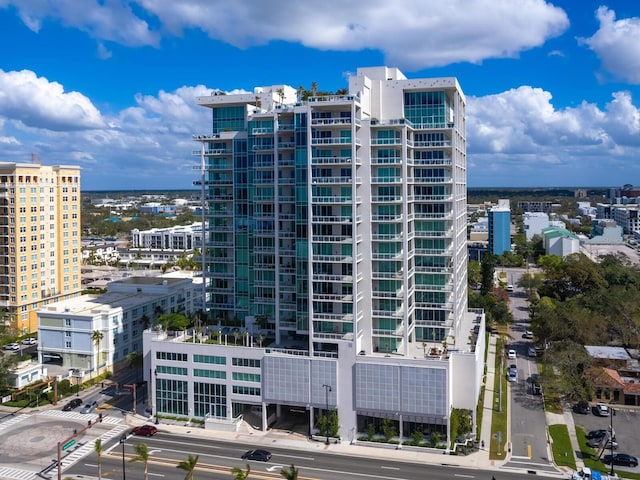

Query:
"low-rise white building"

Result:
[[541, 227, 581, 257], [131, 222, 204, 250], [38, 276, 199, 380]]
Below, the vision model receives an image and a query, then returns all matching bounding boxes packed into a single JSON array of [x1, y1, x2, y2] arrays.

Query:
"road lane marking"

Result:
[[454, 474, 475, 478], [380, 466, 400, 470]]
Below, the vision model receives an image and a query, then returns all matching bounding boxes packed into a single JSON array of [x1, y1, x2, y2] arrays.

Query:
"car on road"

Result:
[[587, 437, 618, 449], [21, 338, 37, 345], [132, 425, 158, 437], [573, 401, 590, 414], [3, 343, 19, 351], [523, 330, 533, 339], [241, 449, 272, 461], [528, 346, 537, 357], [80, 401, 98, 414], [602, 453, 638, 467], [532, 383, 542, 395], [506, 284, 514, 292], [507, 349, 517, 359], [508, 363, 517, 373], [507, 369, 518, 383], [596, 403, 610, 417], [62, 398, 83, 411]]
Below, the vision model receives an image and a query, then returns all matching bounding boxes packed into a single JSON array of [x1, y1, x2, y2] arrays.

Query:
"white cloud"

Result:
[[1, 0, 159, 47], [0, 69, 105, 131], [0, 135, 20, 145], [579, 7, 640, 84], [467, 86, 640, 185], [2, 0, 568, 69]]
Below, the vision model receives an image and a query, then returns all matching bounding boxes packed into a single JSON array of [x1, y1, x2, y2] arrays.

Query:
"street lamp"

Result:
[[120, 433, 127, 480], [610, 407, 616, 476], [322, 384, 332, 445]]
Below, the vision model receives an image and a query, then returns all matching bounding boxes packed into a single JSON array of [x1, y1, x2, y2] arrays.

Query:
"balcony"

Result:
[[407, 176, 452, 184], [371, 176, 402, 184], [311, 117, 352, 126], [311, 176, 355, 184], [311, 138, 352, 146], [371, 157, 402, 165], [251, 127, 274, 135], [371, 138, 402, 146], [371, 195, 402, 203]]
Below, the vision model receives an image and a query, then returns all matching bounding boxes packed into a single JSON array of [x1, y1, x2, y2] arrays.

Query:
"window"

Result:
[[155, 351, 188, 362], [193, 369, 226, 379], [232, 358, 261, 368], [156, 365, 188, 375], [232, 372, 260, 382], [193, 354, 225, 365]]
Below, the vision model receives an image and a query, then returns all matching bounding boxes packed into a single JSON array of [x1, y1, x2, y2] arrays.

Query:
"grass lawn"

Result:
[[489, 336, 508, 460], [548, 424, 576, 470]]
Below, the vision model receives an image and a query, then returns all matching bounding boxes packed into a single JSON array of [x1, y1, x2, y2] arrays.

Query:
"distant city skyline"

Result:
[[0, 0, 639, 190]]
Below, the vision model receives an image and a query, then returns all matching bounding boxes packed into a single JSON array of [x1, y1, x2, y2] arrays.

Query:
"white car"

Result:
[[596, 403, 610, 417], [508, 349, 517, 359], [3, 343, 20, 351], [507, 369, 518, 382], [21, 338, 37, 345]]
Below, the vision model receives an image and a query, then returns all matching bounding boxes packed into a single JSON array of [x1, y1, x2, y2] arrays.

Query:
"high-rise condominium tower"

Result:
[[144, 67, 484, 446], [0, 162, 81, 333]]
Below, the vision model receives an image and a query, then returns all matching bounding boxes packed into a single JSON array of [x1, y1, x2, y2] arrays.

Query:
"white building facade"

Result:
[[39, 276, 198, 378], [144, 67, 485, 448]]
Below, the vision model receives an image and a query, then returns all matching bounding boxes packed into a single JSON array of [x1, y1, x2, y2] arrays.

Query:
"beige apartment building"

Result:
[[0, 162, 82, 334]]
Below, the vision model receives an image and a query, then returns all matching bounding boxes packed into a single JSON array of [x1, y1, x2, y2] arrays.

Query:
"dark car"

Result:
[[602, 453, 638, 467], [132, 425, 158, 437], [573, 401, 590, 414], [62, 398, 83, 411], [587, 429, 609, 440], [241, 449, 272, 462]]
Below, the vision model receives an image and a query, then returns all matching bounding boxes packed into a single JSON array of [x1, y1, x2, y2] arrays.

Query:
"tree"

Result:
[[280, 464, 299, 480], [126, 351, 143, 382], [157, 313, 190, 331], [130, 442, 150, 480], [276, 87, 285, 105], [381, 418, 396, 441], [480, 253, 495, 296], [311, 81, 318, 96], [177, 454, 199, 480], [94, 438, 103, 480], [231, 464, 251, 480], [0, 353, 18, 391], [91, 330, 104, 378]]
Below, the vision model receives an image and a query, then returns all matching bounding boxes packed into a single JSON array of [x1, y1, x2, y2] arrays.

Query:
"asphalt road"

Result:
[[501, 268, 555, 474], [65, 432, 562, 480]]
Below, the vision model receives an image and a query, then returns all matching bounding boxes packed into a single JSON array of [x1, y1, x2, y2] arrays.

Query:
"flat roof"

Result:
[[585, 345, 630, 360]]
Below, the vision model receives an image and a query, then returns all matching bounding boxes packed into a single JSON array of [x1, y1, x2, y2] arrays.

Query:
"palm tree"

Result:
[[91, 330, 104, 379], [311, 81, 318, 96], [280, 464, 299, 480], [231, 464, 251, 480], [126, 351, 143, 382], [130, 442, 150, 480], [177, 454, 199, 480], [94, 438, 103, 480]]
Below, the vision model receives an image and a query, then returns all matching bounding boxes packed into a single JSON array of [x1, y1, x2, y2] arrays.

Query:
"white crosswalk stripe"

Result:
[[0, 466, 37, 480]]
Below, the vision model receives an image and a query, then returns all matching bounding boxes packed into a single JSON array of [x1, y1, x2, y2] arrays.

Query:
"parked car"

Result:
[[241, 449, 272, 462], [522, 330, 533, 339], [507, 349, 517, 359], [80, 401, 98, 414], [3, 343, 20, 351], [507, 369, 518, 383], [532, 383, 542, 395], [573, 401, 590, 414], [602, 453, 638, 467], [596, 403, 610, 417], [587, 429, 616, 440], [21, 338, 37, 345], [62, 398, 83, 411], [132, 425, 158, 437], [587, 437, 618, 449], [528, 347, 537, 357], [508, 363, 517, 373]]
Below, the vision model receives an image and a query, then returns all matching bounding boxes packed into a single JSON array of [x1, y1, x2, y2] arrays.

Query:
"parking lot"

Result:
[[572, 406, 640, 471]]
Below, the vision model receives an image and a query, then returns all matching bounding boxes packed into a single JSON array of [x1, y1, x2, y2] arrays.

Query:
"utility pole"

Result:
[[322, 384, 332, 445]]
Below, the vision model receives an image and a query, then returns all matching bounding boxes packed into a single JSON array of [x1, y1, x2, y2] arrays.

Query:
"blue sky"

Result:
[[0, 0, 639, 190]]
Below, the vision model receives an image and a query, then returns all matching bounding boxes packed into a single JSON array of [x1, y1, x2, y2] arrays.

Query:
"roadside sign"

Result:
[[62, 440, 75, 451]]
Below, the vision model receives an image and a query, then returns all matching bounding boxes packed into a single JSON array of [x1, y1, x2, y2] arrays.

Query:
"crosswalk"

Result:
[[0, 410, 126, 480]]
